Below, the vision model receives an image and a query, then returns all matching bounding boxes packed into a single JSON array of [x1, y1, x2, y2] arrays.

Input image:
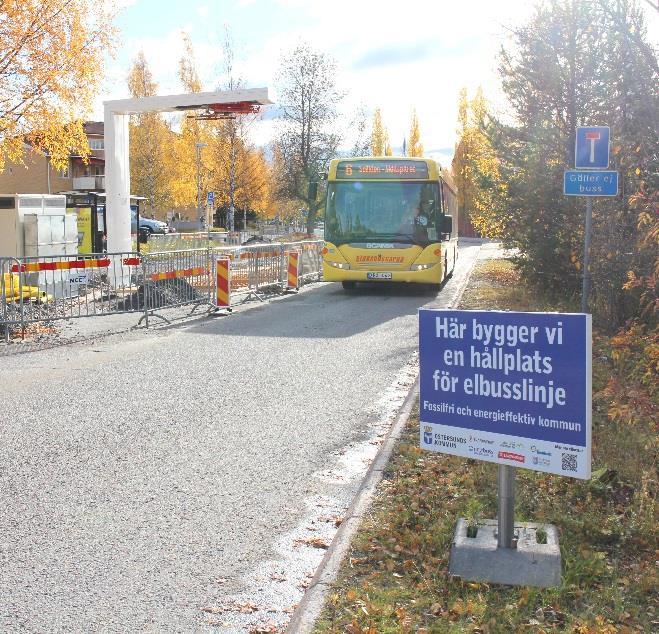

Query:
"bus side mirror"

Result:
[[442, 215, 453, 237]]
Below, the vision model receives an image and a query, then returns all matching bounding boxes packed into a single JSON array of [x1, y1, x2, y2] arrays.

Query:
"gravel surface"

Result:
[[0, 242, 486, 632]]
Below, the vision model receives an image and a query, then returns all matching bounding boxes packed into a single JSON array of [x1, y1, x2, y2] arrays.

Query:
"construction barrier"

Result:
[[0, 241, 323, 342], [0, 252, 143, 342], [137, 248, 214, 326], [287, 251, 300, 291], [215, 257, 231, 310]]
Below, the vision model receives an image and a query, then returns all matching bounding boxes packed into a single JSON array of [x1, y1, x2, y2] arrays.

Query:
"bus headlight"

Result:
[[411, 263, 433, 271], [327, 260, 351, 269]]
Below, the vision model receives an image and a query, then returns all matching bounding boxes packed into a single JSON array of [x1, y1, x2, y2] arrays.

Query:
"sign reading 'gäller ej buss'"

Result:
[[419, 310, 591, 479]]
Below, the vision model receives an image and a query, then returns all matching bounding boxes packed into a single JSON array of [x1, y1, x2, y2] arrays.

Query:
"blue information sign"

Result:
[[206, 191, 215, 206], [564, 170, 618, 196], [419, 310, 592, 478], [575, 126, 610, 169]]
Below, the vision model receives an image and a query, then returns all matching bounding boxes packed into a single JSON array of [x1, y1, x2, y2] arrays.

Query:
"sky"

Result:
[[98, 0, 659, 167]]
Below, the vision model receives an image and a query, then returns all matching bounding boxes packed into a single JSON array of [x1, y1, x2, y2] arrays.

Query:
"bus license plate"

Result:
[[367, 272, 392, 280]]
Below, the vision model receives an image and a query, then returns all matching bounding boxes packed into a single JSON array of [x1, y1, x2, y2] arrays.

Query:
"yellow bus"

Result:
[[322, 157, 458, 289]]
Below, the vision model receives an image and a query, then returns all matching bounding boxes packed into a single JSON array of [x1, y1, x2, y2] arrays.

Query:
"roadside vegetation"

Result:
[[314, 259, 657, 633], [452, 0, 657, 334]]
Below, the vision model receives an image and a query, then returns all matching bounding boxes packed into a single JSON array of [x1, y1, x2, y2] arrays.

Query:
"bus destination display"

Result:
[[335, 160, 429, 180]]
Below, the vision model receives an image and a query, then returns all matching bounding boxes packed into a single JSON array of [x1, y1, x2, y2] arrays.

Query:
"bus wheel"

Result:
[[342, 281, 357, 290]]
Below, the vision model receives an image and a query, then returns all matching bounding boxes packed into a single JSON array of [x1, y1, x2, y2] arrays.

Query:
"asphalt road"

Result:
[[0, 242, 486, 632]]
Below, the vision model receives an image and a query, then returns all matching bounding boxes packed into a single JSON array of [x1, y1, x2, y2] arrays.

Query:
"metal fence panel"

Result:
[[1, 252, 143, 341], [1, 241, 323, 341], [139, 248, 214, 325]]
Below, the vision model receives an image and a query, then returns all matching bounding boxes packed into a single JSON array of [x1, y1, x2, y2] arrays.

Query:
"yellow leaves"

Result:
[[517, 587, 531, 608], [370, 108, 389, 156], [450, 599, 465, 616], [574, 615, 619, 633], [408, 109, 424, 157], [0, 0, 115, 168]]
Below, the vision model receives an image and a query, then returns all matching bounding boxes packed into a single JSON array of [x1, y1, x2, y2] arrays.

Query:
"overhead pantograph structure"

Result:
[[103, 88, 273, 253]]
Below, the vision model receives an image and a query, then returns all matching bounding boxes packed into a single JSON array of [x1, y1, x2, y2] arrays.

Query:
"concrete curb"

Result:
[[286, 375, 419, 634], [287, 246, 481, 633]]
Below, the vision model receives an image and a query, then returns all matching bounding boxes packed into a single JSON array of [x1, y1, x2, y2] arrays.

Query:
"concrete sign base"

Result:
[[449, 518, 561, 588]]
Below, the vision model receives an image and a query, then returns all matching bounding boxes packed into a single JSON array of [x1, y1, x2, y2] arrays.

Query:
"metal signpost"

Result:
[[419, 309, 591, 586], [565, 126, 618, 312], [206, 191, 215, 243]]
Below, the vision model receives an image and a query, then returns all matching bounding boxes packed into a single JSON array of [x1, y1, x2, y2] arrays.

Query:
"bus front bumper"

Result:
[[322, 262, 442, 284]]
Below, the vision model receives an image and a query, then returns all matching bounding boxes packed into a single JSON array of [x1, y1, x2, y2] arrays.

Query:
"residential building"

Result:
[[0, 122, 105, 195]]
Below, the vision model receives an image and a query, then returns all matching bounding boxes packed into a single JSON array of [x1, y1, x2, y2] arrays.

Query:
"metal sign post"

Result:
[[206, 191, 215, 245], [567, 126, 617, 313], [497, 465, 516, 549], [581, 197, 593, 313]]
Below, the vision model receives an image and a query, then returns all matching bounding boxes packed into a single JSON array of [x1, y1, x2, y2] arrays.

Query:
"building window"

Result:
[[89, 139, 104, 150], [58, 163, 70, 178]]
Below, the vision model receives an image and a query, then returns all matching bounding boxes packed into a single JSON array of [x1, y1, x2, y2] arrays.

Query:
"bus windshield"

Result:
[[325, 181, 440, 246]]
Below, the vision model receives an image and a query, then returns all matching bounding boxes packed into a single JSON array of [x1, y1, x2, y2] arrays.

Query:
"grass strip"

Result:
[[314, 259, 657, 634]]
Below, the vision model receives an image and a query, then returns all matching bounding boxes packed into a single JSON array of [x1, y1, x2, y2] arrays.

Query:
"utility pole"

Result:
[[195, 142, 207, 225]]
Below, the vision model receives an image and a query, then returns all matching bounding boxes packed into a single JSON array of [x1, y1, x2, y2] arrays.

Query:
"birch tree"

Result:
[[168, 33, 213, 211], [274, 43, 343, 233], [0, 0, 115, 169], [127, 52, 173, 213]]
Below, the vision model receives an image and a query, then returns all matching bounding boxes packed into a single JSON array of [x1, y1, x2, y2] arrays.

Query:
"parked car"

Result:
[[131, 209, 169, 235]]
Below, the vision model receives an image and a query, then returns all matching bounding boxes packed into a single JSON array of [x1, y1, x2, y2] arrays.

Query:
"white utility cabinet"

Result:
[[0, 194, 67, 258]]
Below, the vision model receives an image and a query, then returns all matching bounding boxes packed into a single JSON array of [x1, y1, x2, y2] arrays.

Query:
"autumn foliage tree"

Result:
[[487, 0, 658, 327], [407, 109, 423, 157], [452, 87, 503, 237], [127, 52, 173, 213], [370, 108, 390, 156], [139, 32, 273, 227], [0, 0, 115, 170], [166, 33, 214, 213], [207, 27, 270, 229]]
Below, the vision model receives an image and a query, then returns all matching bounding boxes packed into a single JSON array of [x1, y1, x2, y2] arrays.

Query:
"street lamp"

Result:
[[195, 142, 207, 225]]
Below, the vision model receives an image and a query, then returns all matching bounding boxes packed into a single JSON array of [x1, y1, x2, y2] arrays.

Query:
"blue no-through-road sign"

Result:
[[564, 170, 618, 196], [206, 191, 215, 206], [575, 126, 610, 169]]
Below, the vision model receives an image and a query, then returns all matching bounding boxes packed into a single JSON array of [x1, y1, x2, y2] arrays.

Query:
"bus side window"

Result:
[[436, 182, 446, 240]]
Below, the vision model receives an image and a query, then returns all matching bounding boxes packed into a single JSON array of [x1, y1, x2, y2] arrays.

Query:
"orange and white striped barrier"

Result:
[[149, 266, 207, 282], [286, 250, 300, 292], [216, 257, 231, 310], [11, 258, 111, 273]]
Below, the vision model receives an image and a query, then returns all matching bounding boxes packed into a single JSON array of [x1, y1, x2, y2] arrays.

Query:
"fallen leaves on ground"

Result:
[[294, 536, 330, 549]]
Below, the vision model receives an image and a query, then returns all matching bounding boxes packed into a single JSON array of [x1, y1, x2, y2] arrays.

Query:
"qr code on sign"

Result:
[[562, 453, 578, 472]]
